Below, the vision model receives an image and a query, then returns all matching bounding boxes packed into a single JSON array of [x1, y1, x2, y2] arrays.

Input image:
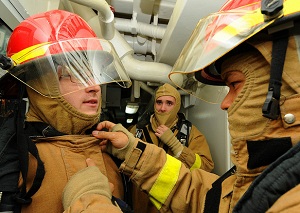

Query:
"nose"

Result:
[[160, 103, 167, 112], [85, 84, 101, 94], [220, 92, 232, 110]]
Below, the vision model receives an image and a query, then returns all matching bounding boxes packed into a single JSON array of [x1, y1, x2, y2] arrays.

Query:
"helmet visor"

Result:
[[169, 1, 280, 103], [8, 38, 131, 98]]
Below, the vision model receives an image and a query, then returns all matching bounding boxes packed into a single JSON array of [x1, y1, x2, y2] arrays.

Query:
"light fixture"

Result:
[[126, 118, 134, 123], [125, 102, 139, 114]]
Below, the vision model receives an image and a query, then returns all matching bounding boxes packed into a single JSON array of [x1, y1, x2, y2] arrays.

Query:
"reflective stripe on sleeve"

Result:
[[190, 154, 201, 171], [149, 154, 181, 210]]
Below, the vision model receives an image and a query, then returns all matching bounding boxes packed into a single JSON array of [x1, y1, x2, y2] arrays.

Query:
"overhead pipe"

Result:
[[67, 0, 184, 87], [68, 1, 103, 37], [61, 0, 74, 13], [68, 0, 115, 40], [136, 81, 155, 97], [114, 17, 166, 40]]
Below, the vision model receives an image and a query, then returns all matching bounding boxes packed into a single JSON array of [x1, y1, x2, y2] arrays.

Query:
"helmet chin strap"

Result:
[[260, 0, 288, 120], [262, 30, 289, 120]]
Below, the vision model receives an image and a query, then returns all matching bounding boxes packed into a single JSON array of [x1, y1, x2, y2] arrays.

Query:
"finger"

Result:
[[100, 145, 107, 152], [92, 130, 117, 140], [86, 158, 96, 167], [109, 183, 115, 193], [96, 121, 115, 131], [99, 140, 108, 146]]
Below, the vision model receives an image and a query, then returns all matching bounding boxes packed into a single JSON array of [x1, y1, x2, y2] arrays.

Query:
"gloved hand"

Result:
[[93, 121, 137, 160], [159, 128, 183, 158], [62, 158, 112, 209]]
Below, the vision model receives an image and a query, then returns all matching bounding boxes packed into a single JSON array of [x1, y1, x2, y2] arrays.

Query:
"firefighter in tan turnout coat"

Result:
[[37, 0, 300, 212], [89, 0, 300, 212]]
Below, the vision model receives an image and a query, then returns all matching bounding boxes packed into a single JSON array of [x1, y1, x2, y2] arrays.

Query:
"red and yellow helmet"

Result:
[[6, 10, 131, 98], [169, 0, 300, 103]]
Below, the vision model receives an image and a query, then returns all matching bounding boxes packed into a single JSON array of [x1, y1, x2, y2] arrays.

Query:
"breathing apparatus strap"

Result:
[[14, 83, 45, 208], [203, 166, 236, 213], [262, 30, 289, 120]]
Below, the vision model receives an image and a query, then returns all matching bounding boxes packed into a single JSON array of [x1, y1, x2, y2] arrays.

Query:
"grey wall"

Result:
[[184, 98, 232, 175]]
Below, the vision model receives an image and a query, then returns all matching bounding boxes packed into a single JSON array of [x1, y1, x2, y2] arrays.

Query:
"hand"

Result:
[[92, 121, 137, 160], [92, 121, 129, 149], [155, 125, 170, 138], [86, 158, 114, 193], [62, 158, 112, 209], [158, 128, 184, 158]]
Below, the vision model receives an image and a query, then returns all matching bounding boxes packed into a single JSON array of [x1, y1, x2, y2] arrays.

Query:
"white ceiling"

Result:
[[0, 0, 226, 101], [6, 0, 225, 84]]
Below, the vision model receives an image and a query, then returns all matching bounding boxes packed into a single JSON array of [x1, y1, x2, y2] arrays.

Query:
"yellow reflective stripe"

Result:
[[190, 154, 201, 171], [149, 155, 181, 210], [11, 42, 50, 64]]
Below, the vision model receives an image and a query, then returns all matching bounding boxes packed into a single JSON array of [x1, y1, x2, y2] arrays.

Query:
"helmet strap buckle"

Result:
[[262, 90, 280, 119]]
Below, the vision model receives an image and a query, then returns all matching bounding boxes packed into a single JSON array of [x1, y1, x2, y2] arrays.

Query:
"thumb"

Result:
[[86, 158, 96, 167]]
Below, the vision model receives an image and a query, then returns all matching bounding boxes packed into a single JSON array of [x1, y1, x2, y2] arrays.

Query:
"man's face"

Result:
[[58, 68, 101, 115], [155, 95, 176, 113], [220, 70, 246, 110]]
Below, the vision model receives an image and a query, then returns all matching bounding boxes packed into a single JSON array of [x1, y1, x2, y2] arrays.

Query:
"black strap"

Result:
[[176, 113, 191, 146], [142, 126, 153, 143], [262, 31, 289, 119], [142, 125, 170, 153], [203, 166, 236, 213], [111, 196, 134, 213], [14, 85, 45, 207]]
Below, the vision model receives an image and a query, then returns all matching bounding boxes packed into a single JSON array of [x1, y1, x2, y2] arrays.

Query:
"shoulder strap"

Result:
[[0, 99, 22, 212], [203, 166, 236, 213], [14, 84, 45, 209], [176, 113, 192, 147], [142, 126, 153, 144]]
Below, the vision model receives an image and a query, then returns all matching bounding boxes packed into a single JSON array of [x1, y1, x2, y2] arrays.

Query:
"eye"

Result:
[[156, 100, 162, 105], [167, 101, 174, 106], [230, 81, 239, 88], [223, 71, 245, 91]]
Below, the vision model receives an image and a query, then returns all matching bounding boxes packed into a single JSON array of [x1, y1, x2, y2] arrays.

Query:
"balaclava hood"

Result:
[[23, 59, 101, 135], [150, 83, 181, 130], [221, 35, 300, 174]]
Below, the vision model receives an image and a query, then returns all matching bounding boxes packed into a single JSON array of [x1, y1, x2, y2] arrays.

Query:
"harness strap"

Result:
[[203, 166, 236, 213], [14, 85, 45, 209]]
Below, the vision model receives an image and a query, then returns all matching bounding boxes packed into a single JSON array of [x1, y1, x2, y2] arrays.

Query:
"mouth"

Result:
[[83, 99, 98, 107]]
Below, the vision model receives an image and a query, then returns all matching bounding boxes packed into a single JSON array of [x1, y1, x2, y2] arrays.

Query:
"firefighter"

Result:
[[4, 10, 131, 212], [129, 83, 214, 213], [91, 0, 300, 212]]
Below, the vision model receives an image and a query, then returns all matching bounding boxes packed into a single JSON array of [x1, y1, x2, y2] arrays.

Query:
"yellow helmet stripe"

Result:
[[11, 42, 50, 64], [214, 0, 300, 43], [149, 155, 181, 210]]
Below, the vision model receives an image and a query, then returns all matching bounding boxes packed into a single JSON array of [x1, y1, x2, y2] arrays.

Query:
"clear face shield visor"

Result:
[[7, 38, 131, 98], [169, 1, 282, 104]]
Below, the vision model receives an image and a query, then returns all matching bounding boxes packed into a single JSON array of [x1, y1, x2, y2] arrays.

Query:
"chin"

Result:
[[86, 111, 98, 115], [81, 109, 98, 115]]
